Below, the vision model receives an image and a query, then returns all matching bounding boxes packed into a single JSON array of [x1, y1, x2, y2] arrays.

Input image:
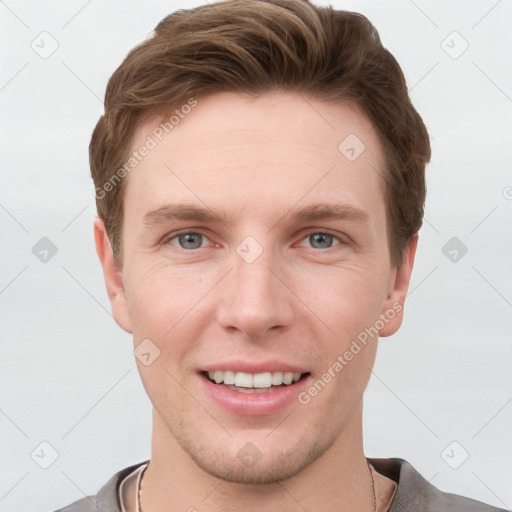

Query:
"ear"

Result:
[[93, 217, 132, 333], [378, 233, 419, 337]]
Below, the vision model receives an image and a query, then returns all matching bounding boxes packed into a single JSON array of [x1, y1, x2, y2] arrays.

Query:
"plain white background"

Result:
[[1, 0, 511, 510]]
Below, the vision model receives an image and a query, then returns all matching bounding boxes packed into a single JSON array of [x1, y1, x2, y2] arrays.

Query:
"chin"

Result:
[[188, 444, 322, 485], [171, 420, 336, 485]]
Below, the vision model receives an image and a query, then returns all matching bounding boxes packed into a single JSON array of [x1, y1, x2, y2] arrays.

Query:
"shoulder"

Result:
[[368, 457, 508, 512], [53, 496, 98, 512], [51, 461, 149, 512]]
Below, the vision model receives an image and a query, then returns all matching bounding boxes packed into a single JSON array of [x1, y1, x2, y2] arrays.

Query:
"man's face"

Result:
[[97, 91, 415, 484]]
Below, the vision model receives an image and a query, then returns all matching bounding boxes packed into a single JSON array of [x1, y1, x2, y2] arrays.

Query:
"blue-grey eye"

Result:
[[309, 233, 334, 249], [176, 232, 203, 249]]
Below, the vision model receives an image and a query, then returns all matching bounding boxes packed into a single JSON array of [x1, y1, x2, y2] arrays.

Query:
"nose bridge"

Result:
[[216, 234, 294, 338], [234, 236, 275, 295]]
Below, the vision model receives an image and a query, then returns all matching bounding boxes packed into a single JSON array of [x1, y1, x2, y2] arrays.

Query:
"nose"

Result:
[[216, 239, 295, 340]]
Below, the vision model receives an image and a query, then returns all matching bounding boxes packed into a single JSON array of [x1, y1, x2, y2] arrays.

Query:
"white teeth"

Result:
[[252, 372, 272, 388], [223, 370, 235, 385], [234, 372, 253, 388], [272, 371, 283, 385], [283, 372, 293, 385], [206, 370, 304, 388]]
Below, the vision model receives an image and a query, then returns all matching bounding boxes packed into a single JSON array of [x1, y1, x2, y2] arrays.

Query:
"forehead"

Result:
[[123, 90, 386, 222]]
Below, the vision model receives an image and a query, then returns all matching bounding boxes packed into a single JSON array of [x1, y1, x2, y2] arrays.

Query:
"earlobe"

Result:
[[93, 217, 133, 334], [378, 233, 419, 338]]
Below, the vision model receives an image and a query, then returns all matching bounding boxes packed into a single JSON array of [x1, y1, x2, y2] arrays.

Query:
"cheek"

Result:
[[125, 253, 389, 363], [125, 263, 208, 355], [294, 263, 386, 342], [128, 268, 208, 406], [301, 269, 382, 404]]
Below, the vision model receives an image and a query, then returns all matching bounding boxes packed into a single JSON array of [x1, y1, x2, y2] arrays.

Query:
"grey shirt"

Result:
[[53, 457, 508, 512]]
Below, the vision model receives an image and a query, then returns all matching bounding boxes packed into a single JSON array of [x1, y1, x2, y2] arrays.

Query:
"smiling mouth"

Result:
[[201, 370, 310, 393]]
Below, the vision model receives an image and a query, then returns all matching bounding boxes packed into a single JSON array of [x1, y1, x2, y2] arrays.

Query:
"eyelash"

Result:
[[162, 229, 346, 252]]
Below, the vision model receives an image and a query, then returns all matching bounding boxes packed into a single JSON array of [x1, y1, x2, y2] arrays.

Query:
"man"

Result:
[[55, 0, 506, 510]]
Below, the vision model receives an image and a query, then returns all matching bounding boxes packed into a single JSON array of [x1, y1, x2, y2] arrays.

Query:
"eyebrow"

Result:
[[142, 202, 369, 228], [285, 203, 368, 224]]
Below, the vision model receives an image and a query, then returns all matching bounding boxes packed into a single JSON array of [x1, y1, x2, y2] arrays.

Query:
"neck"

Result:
[[142, 401, 374, 512]]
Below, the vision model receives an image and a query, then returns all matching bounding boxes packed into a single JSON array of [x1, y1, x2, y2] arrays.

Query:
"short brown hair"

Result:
[[90, 0, 430, 269]]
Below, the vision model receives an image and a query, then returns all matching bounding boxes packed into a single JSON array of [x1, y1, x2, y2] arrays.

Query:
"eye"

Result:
[[163, 229, 346, 252], [299, 231, 344, 250], [166, 231, 210, 250]]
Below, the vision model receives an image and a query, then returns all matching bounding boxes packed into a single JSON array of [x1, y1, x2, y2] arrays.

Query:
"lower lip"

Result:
[[199, 373, 310, 416]]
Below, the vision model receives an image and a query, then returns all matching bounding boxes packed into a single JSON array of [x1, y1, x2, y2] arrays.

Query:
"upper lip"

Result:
[[200, 361, 309, 374]]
